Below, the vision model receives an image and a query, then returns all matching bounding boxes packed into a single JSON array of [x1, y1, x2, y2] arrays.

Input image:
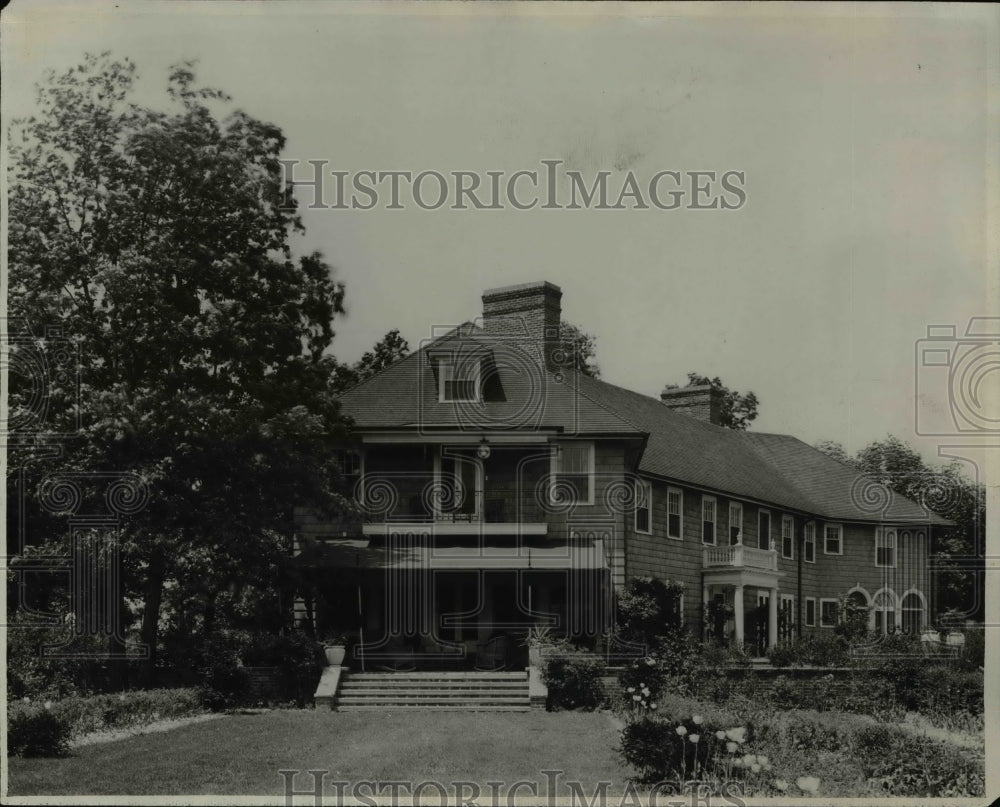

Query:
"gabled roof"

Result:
[[339, 324, 643, 436], [339, 325, 948, 525]]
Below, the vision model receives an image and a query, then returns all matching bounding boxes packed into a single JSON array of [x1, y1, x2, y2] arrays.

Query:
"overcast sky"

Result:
[[4, 2, 998, 464]]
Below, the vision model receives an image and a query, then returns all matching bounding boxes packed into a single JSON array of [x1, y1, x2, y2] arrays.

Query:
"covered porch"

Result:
[[296, 531, 613, 670], [702, 543, 784, 651]]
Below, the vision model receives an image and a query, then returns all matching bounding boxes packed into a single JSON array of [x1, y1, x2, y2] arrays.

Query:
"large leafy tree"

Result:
[[662, 372, 759, 430], [7, 54, 351, 682]]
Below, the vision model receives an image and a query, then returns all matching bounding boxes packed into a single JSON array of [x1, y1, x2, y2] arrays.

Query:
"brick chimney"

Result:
[[481, 281, 562, 370], [660, 385, 725, 425]]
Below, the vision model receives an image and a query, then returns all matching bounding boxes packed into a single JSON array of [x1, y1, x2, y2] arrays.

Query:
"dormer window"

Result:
[[438, 360, 480, 402]]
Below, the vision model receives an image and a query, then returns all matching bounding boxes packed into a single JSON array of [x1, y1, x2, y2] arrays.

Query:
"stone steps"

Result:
[[335, 671, 531, 711]]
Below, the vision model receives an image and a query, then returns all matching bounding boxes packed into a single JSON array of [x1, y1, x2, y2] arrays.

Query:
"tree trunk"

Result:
[[138, 553, 166, 687]]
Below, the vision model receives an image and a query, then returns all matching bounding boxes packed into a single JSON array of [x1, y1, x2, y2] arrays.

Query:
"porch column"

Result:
[[768, 587, 779, 650], [733, 584, 745, 646]]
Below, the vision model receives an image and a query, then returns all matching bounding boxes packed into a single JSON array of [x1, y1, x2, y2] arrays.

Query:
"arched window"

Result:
[[847, 590, 869, 609], [901, 592, 925, 634], [873, 591, 897, 635]]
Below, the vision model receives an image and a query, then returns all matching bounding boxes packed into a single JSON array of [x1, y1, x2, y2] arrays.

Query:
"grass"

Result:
[[7, 709, 631, 796]]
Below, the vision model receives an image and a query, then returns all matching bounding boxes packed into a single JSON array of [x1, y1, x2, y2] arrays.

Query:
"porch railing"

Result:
[[371, 486, 546, 525], [703, 544, 778, 571]]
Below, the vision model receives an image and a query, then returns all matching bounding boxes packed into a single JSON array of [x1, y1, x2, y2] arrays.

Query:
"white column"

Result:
[[733, 585, 745, 646], [768, 588, 779, 650]]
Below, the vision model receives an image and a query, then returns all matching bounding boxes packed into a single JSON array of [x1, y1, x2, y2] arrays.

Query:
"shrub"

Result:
[[542, 653, 605, 711], [45, 688, 203, 738], [198, 662, 250, 712], [616, 577, 684, 651], [8, 704, 72, 757], [241, 632, 324, 706], [862, 731, 984, 797]]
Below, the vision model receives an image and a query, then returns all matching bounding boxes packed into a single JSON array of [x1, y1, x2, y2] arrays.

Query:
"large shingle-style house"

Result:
[[295, 281, 946, 669]]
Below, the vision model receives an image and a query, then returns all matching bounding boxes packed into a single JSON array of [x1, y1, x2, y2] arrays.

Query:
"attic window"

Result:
[[438, 360, 480, 402]]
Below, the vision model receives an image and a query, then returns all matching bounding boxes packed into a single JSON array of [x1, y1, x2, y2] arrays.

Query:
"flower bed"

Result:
[[617, 688, 985, 798]]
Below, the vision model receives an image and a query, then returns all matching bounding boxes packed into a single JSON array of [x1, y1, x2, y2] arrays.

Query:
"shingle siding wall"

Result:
[[622, 476, 933, 638]]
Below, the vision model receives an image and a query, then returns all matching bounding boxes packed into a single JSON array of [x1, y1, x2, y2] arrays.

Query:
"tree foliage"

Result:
[[330, 329, 410, 392], [559, 321, 600, 379], [7, 54, 351, 682], [662, 372, 759, 430]]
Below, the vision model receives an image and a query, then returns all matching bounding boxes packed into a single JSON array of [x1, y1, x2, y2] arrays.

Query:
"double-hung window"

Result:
[[635, 479, 652, 534], [804, 522, 816, 563], [666, 488, 683, 540], [824, 524, 843, 555], [439, 360, 480, 402], [552, 442, 595, 505], [758, 510, 772, 550], [702, 496, 717, 545], [728, 502, 743, 544], [781, 515, 794, 559], [876, 528, 896, 568]]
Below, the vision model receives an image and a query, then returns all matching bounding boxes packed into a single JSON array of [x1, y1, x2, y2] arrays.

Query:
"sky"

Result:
[[3, 1, 998, 465]]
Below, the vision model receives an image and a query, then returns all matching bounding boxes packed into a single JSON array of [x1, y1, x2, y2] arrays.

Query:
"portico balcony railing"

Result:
[[703, 544, 778, 572]]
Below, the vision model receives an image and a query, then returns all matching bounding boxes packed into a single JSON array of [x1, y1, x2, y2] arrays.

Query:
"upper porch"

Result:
[[342, 440, 556, 536]]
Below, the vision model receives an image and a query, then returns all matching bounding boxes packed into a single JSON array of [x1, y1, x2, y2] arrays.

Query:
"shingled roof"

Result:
[[339, 324, 947, 525]]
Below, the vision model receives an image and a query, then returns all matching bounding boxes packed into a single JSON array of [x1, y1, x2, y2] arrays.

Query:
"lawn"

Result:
[[7, 709, 632, 797]]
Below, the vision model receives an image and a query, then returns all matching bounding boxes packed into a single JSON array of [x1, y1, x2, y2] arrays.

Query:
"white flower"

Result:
[[675, 725, 687, 736], [796, 777, 821, 795], [689, 734, 700, 744], [626, 687, 635, 693], [774, 779, 788, 791], [757, 754, 769, 765], [715, 730, 727, 740], [742, 754, 756, 766], [692, 714, 703, 725], [726, 741, 738, 753], [650, 703, 657, 710], [726, 726, 747, 743], [750, 763, 761, 773], [632, 695, 642, 702]]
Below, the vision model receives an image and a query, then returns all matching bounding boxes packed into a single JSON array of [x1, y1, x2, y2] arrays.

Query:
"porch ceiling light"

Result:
[[476, 437, 491, 460]]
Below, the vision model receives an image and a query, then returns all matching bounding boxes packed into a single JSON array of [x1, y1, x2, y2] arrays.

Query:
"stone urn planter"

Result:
[[324, 644, 346, 666]]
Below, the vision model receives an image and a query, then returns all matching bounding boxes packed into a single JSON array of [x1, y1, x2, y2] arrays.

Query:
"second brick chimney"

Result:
[[660, 384, 725, 425], [481, 281, 562, 369]]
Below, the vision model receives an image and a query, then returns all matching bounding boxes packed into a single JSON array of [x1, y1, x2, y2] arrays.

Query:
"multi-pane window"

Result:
[[901, 592, 924, 634], [876, 529, 896, 568], [820, 599, 838, 628], [781, 515, 794, 559], [728, 502, 743, 545], [758, 510, 771, 550], [635, 479, 652, 534], [334, 449, 362, 478], [805, 598, 816, 627], [439, 361, 480, 402], [552, 442, 594, 505], [804, 522, 816, 563], [824, 524, 843, 555], [702, 496, 716, 545], [667, 488, 683, 539]]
